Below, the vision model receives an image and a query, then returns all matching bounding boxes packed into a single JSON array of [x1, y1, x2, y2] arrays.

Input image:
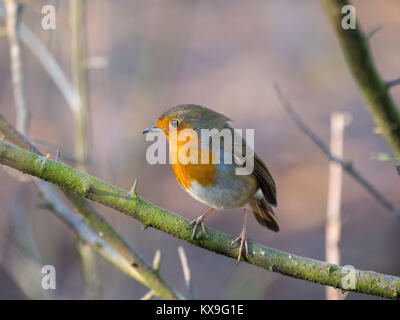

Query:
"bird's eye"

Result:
[[170, 120, 179, 128]]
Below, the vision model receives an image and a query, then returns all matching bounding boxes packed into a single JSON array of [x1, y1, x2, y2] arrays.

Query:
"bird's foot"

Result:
[[188, 217, 207, 240], [230, 230, 248, 264]]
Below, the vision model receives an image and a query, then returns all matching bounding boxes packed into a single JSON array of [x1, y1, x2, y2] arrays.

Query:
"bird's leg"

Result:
[[188, 207, 214, 240], [230, 208, 248, 263]]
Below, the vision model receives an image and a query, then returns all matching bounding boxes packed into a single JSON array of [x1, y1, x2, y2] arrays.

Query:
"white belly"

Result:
[[184, 171, 258, 210]]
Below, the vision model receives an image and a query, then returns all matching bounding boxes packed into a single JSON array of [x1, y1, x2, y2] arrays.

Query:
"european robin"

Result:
[[143, 104, 279, 262]]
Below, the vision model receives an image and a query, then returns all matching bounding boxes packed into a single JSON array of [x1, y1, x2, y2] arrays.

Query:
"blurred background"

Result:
[[0, 0, 399, 299]]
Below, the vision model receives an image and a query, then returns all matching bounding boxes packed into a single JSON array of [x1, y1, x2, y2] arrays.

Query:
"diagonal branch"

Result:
[[0, 140, 399, 299], [0, 114, 179, 299], [275, 84, 400, 218], [321, 0, 400, 161]]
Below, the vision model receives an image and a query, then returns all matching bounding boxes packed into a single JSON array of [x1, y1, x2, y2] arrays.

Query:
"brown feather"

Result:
[[250, 195, 279, 232], [253, 153, 277, 206]]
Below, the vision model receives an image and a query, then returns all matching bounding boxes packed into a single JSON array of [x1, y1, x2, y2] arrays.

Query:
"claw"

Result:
[[230, 230, 248, 263], [188, 217, 206, 240], [230, 208, 249, 264], [188, 208, 214, 241]]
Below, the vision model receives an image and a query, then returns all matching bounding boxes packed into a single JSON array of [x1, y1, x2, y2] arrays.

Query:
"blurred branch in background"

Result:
[[325, 112, 351, 300], [0, 5, 80, 115], [0, 114, 180, 299], [0, 2, 180, 299], [0, 139, 399, 299], [177, 246, 193, 300], [3, 0, 46, 299], [70, 0, 99, 299], [70, 0, 90, 171], [4, 0, 29, 134], [275, 84, 400, 219], [321, 0, 400, 162]]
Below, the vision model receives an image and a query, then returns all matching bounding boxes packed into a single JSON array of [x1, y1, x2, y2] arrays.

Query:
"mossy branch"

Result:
[[0, 114, 178, 300], [0, 141, 399, 299], [321, 0, 400, 161]]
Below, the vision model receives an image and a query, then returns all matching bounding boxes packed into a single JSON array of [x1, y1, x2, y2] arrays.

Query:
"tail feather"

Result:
[[250, 194, 279, 232]]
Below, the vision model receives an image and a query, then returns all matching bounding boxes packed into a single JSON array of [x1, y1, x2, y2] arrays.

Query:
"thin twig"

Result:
[[4, 0, 30, 134], [321, 0, 400, 161], [274, 83, 400, 218], [70, 0, 97, 299], [0, 6, 80, 114], [326, 112, 350, 300], [71, 0, 90, 171], [178, 246, 193, 300], [386, 78, 400, 89], [36, 180, 154, 289], [152, 250, 162, 272], [140, 290, 154, 300], [0, 114, 179, 300], [364, 25, 382, 39]]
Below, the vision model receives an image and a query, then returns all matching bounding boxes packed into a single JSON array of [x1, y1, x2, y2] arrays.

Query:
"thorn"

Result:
[[55, 148, 60, 161], [81, 178, 93, 197], [152, 250, 162, 271], [386, 78, 400, 89], [364, 25, 382, 39], [130, 179, 138, 197]]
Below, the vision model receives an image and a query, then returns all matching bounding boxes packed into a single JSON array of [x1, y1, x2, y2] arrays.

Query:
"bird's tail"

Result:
[[249, 193, 279, 232]]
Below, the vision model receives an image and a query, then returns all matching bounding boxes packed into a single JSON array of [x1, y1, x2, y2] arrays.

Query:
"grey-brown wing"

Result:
[[209, 123, 277, 206], [253, 153, 277, 206]]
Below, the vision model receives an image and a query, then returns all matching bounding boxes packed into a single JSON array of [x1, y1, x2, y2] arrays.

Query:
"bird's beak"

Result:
[[142, 125, 160, 134]]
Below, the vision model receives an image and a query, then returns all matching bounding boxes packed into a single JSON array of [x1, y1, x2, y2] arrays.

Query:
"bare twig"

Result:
[[140, 290, 154, 300], [275, 84, 400, 218], [386, 78, 400, 89], [4, 0, 30, 134], [178, 246, 193, 300], [321, 0, 400, 161], [70, 0, 97, 299], [71, 0, 90, 171], [364, 25, 382, 39], [36, 180, 155, 290], [326, 112, 351, 300], [152, 249, 162, 272], [0, 6, 80, 114], [55, 148, 60, 161], [0, 114, 179, 299]]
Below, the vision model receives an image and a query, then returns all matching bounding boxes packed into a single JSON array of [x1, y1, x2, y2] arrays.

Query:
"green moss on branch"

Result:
[[1, 140, 399, 299], [321, 0, 400, 160]]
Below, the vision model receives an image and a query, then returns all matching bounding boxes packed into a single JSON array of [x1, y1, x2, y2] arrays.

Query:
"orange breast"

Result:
[[158, 117, 217, 189], [171, 145, 216, 189], [172, 162, 215, 189]]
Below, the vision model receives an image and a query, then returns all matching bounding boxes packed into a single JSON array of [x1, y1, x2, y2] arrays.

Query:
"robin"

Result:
[[143, 104, 279, 262]]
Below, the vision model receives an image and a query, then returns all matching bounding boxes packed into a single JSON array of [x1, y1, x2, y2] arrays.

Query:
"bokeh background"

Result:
[[0, 0, 399, 299]]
